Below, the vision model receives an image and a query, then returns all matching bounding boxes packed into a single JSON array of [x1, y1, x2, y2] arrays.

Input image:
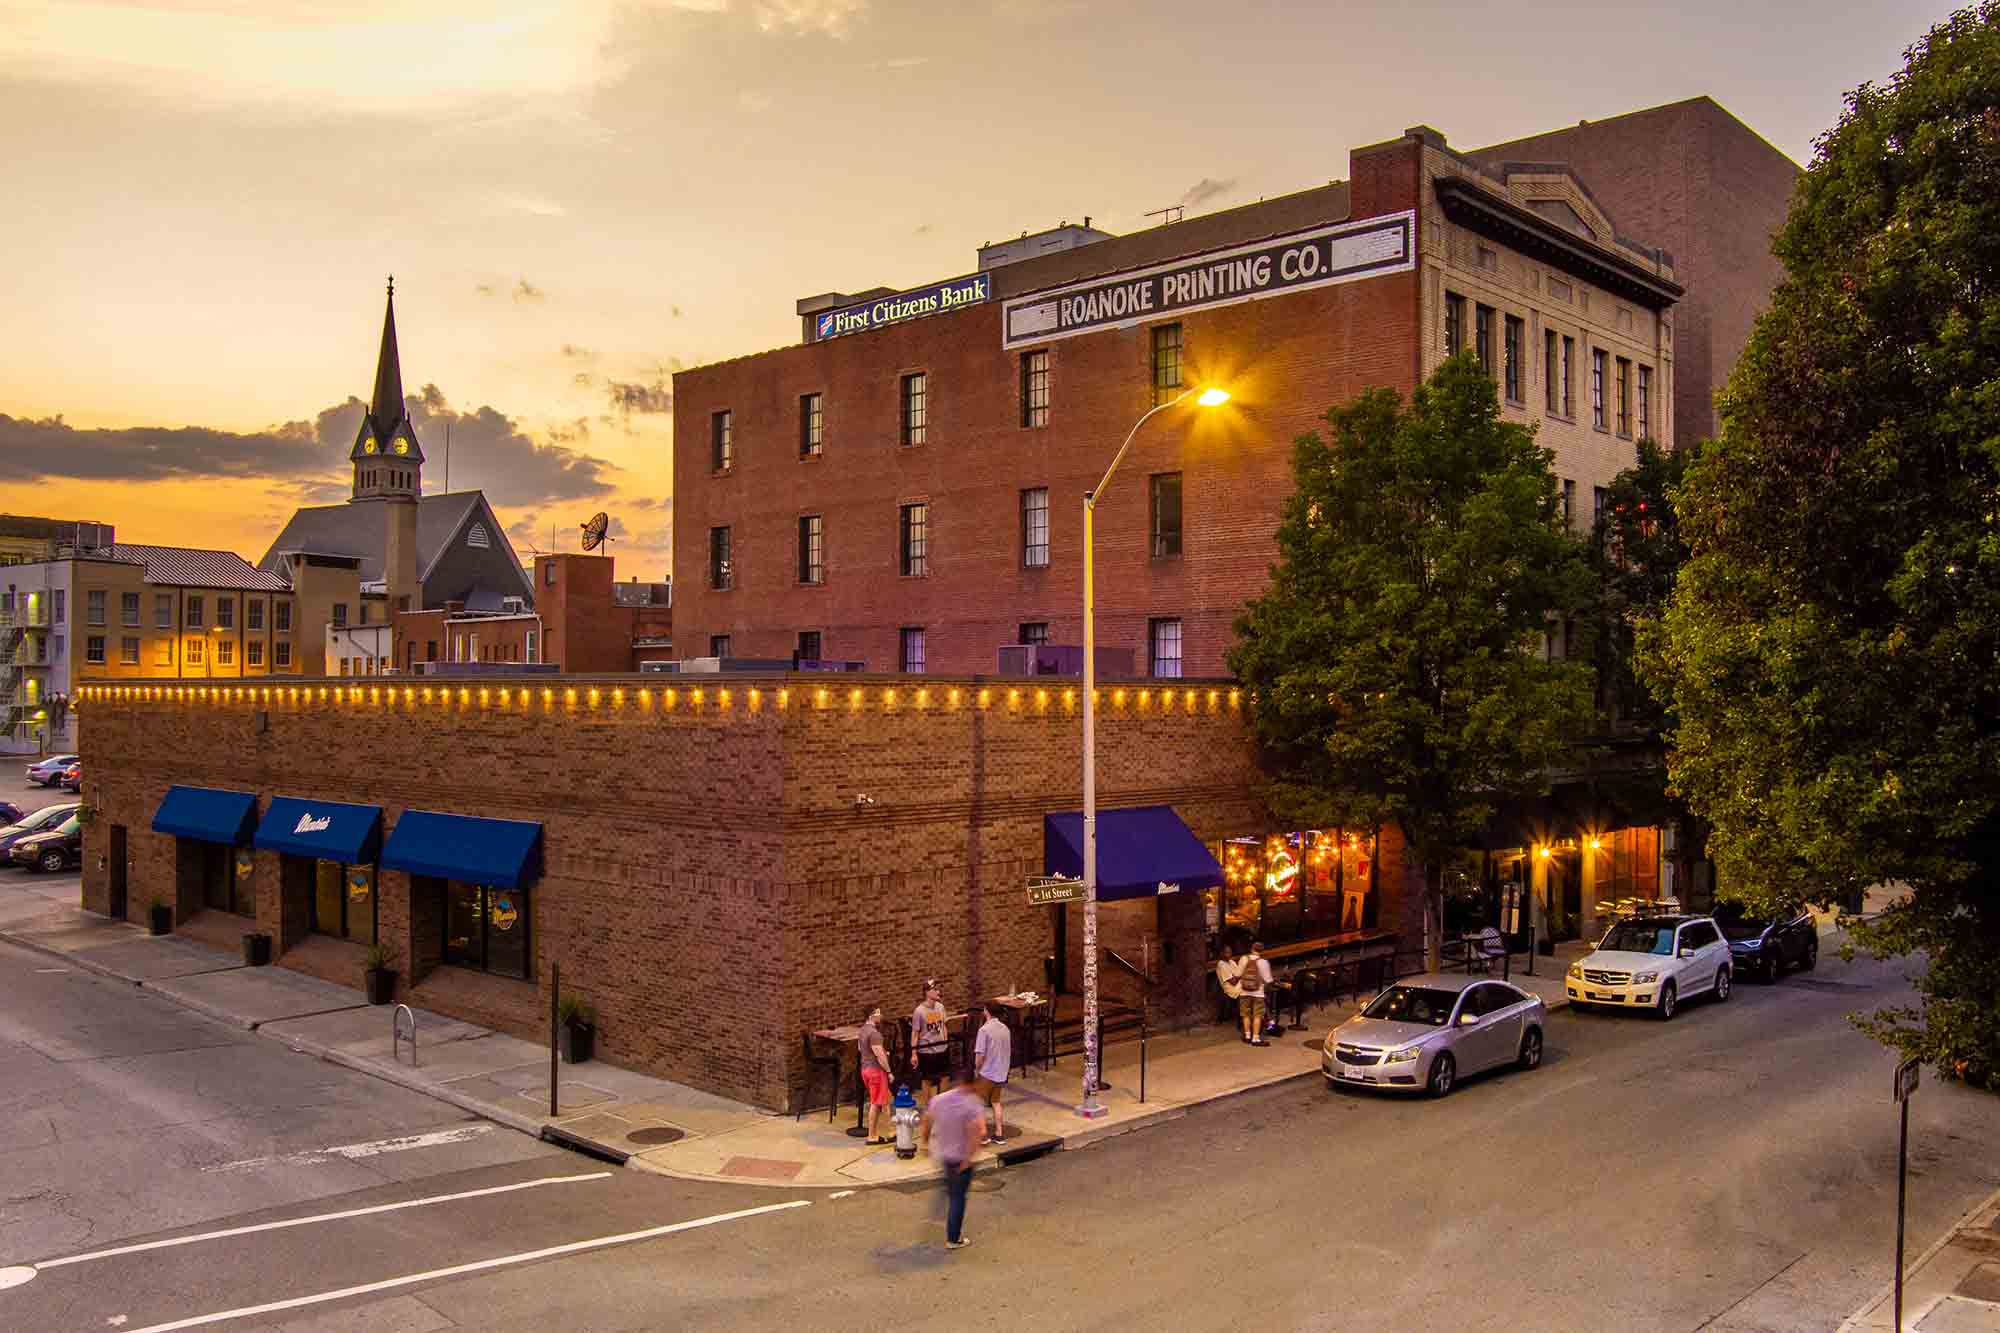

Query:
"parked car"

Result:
[[0, 802, 81, 862], [1714, 901, 1819, 982], [58, 762, 82, 792], [1566, 914, 1732, 1019], [25, 755, 79, 787], [11, 814, 82, 873], [0, 801, 22, 826], [1323, 974, 1547, 1097]]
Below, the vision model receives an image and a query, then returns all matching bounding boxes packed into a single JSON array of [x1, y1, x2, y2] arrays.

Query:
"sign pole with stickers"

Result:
[[1893, 1055, 1920, 1328]]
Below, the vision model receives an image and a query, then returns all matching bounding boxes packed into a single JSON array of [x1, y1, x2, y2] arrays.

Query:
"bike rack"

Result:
[[392, 1003, 417, 1067]]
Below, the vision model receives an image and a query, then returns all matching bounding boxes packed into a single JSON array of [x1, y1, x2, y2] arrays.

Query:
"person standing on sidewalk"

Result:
[[858, 1005, 894, 1145], [910, 979, 953, 1106], [972, 1002, 1011, 1144], [921, 1078, 984, 1251], [1238, 942, 1271, 1045], [1215, 944, 1243, 1025]]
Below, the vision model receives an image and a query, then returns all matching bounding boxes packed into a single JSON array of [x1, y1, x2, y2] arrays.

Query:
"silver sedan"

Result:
[[1322, 973, 1547, 1097]]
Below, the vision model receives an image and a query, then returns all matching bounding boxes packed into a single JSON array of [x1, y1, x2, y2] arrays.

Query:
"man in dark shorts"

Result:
[[910, 980, 952, 1105], [858, 1005, 893, 1145]]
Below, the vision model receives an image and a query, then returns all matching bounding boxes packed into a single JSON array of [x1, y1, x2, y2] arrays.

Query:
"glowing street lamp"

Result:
[[1078, 383, 1230, 1118]]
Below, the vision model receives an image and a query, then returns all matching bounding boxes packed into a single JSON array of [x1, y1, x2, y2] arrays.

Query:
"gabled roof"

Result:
[[108, 544, 291, 591], [257, 492, 532, 606]]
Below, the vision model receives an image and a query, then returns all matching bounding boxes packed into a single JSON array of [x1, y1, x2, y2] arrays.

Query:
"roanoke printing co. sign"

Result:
[[813, 272, 993, 341], [1001, 210, 1415, 350]]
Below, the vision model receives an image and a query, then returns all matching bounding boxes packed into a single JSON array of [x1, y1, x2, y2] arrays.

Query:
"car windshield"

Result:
[[1600, 921, 1677, 955], [53, 816, 80, 835], [1361, 986, 1459, 1027]]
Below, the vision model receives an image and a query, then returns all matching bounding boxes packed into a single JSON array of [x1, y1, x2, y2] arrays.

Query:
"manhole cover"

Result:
[[625, 1127, 686, 1146], [1302, 1038, 1326, 1052]]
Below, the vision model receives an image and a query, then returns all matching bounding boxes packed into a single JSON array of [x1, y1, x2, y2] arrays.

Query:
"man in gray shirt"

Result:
[[971, 1002, 1012, 1144], [857, 1005, 893, 1145]]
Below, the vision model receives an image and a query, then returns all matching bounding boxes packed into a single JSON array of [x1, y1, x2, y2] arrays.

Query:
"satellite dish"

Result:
[[579, 512, 610, 551]]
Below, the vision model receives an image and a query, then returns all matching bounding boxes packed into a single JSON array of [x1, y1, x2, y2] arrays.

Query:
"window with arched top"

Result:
[[467, 523, 489, 549]]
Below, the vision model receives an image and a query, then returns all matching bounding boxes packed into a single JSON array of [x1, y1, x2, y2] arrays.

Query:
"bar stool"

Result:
[[1296, 968, 1326, 1017], [799, 1033, 841, 1123]]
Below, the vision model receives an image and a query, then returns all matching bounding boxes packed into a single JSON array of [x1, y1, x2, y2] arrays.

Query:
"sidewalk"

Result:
[[0, 892, 1579, 1191], [1839, 1186, 2000, 1332]]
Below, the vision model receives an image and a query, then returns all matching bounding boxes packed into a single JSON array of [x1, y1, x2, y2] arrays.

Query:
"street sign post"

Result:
[[1893, 1055, 1921, 1330], [1027, 875, 1083, 906]]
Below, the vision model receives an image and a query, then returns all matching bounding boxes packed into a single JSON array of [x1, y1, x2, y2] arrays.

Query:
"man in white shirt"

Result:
[[1215, 946, 1242, 1024], [972, 1003, 1012, 1144]]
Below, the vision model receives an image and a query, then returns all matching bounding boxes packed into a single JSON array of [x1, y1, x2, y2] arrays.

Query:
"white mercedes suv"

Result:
[[1566, 914, 1732, 1019]]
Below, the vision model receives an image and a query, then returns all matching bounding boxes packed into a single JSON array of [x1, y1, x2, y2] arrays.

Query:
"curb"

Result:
[[1836, 1181, 2000, 1332]]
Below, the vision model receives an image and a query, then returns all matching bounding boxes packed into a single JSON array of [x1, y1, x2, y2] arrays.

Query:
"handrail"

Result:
[[392, 1003, 417, 1067], [1103, 949, 1155, 988]]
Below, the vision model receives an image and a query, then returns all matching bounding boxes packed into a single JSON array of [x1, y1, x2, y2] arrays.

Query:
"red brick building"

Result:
[[1472, 96, 1802, 449], [533, 554, 672, 673], [672, 123, 1682, 678]]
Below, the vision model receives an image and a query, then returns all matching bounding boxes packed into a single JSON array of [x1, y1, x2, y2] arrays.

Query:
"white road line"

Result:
[[39, 1172, 612, 1269], [124, 1199, 812, 1333], [202, 1124, 492, 1172]]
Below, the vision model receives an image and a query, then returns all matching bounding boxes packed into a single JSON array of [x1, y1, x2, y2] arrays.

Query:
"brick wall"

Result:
[[71, 672, 1412, 1110]]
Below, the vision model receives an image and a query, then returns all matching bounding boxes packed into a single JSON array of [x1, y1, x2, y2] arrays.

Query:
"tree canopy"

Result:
[[1230, 354, 1595, 964], [1640, 3, 2000, 1083]]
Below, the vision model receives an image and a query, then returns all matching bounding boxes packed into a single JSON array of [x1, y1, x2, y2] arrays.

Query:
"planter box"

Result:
[[242, 933, 272, 967], [559, 1022, 595, 1064], [364, 968, 397, 1005], [148, 904, 171, 936]]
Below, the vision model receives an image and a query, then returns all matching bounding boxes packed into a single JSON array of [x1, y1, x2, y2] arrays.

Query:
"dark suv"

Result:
[[1714, 901, 1819, 982]]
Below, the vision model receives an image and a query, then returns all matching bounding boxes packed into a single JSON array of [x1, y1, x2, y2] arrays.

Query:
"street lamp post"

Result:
[[1078, 384, 1230, 1117]]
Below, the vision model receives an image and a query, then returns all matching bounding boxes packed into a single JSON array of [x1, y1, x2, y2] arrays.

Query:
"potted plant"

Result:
[[147, 894, 171, 936], [363, 944, 397, 1005], [558, 995, 595, 1064]]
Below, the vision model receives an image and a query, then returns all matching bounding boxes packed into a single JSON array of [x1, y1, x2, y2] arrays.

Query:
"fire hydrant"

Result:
[[892, 1083, 920, 1159]]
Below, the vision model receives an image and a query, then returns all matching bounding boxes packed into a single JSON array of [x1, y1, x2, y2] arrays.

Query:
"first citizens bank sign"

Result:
[[813, 273, 992, 340], [1002, 210, 1414, 349]]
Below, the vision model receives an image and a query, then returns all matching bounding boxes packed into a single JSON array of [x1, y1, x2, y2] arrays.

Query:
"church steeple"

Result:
[[350, 278, 424, 502]]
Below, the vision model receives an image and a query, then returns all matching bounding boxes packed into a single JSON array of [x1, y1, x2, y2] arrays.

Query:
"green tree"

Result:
[[1230, 355, 1596, 969], [1640, 4, 2000, 1084], [1590, 439, 1695, 737]]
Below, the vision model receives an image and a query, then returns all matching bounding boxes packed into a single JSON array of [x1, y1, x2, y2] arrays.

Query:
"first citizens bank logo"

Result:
[[816, 273, 990, 340]]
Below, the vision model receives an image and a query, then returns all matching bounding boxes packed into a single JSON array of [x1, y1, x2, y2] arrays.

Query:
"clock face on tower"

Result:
[[391, 437, 410, 455], [362, 437, 380, 454]]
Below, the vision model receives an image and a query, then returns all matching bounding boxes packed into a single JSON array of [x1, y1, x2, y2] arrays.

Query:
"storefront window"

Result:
[[440, 879, 530, 980], [311, 859, 376, 944], [198, 844, 257, 916], [1213, 829, 1376, 949]]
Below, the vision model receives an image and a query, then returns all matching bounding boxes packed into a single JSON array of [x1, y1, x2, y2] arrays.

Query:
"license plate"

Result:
[[1340, 1067, 1369, 1082]]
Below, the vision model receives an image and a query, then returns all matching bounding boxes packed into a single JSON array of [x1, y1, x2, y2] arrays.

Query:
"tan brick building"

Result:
[[671, 124, 1677, 679]]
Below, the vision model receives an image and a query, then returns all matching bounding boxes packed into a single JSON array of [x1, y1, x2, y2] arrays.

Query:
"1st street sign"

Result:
[[1894, 1056, 1921, 1103], [1027, 875, 1083, 906]]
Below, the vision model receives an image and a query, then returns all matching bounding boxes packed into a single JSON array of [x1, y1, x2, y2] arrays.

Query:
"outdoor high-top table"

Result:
[[810, 1024, 876, 1139]]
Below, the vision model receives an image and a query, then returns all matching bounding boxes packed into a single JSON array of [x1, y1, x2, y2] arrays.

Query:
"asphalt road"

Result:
[[2, 857, 1996, 1332]]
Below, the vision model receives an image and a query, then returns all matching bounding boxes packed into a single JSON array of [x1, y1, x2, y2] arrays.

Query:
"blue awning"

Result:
[[152, 786, 258, 846], [381, 810, 543, 890], [1043, 806, 1225, 903], [254, 796, 383, 864]]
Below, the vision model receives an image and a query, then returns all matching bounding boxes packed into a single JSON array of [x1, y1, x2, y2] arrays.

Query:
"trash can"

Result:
[[242, 932, 272, 967]]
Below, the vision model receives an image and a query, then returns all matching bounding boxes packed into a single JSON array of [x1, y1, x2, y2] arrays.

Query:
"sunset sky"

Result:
[[0, 0, 1959, 577]]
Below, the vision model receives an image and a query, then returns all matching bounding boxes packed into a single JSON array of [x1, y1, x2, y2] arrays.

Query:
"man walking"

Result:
[[1238, 942, 1271, 1045], [858, 1004, 894, 1145], [972, 1002, 1012, 1144], [921, 1078, 984, 1250]]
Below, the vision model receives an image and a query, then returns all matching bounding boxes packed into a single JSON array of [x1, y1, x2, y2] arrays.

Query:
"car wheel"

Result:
[[1714, 967, 1731, 1002], [1657, 980, 1678, 1021], [1517, 1028, 1543, 1071], [1801, 937, 1818, 971], [38, 849, 65, 873], [1427, 1051, 1456, 1097]]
